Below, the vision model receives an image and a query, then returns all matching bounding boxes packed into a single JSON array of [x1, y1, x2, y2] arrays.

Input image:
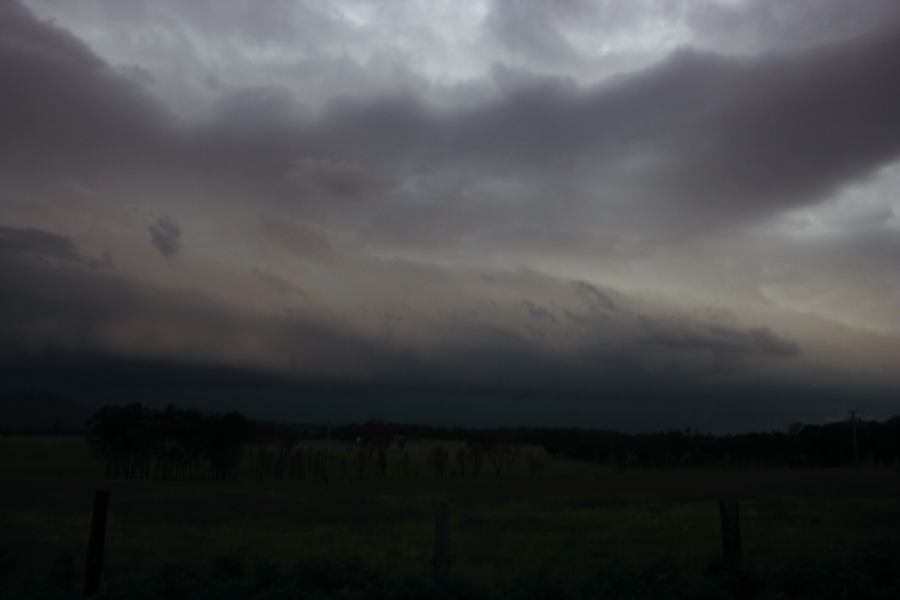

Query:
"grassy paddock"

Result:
[[2, 435, 900, 598]]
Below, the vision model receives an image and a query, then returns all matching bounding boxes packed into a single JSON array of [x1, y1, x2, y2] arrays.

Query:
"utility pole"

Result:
[[849, 410, 860, 466]]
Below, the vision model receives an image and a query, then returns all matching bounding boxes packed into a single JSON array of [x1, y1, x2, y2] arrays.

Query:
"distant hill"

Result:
[[0, 392, 91, 433]]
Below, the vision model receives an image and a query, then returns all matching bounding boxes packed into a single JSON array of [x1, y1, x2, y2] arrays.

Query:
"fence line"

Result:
[[83, 489, 110, 598]]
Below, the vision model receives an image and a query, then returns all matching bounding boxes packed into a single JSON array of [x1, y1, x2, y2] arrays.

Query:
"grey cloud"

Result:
[[308, 94, 432, 163], [258, 215, 333, 262], [0, 226, 112, 269], [148, 216, 182, 257], [521, 300, 558, 323], [445, 24, 900, 226], [745, 224, 900, 331], [260, 19, 900, 235], [8, 0, 900, 242], [252, 268, 306, 298], [638, 316, 800, 358], [20, 0, 367, 115], [686, 0, 900, 53], [485, 0, 579, 65], [819, 202, 896, 230], [164, 0, 348, 47], [0, 1, 170, 180], [484, 0, 900, 64], [0, 241, 395, 376], [730, 326, 801, 357], [649, 31, 900, 220], [0, 226, 805, 391], [210, 86, 303, 128], [0, 226, 81, 262], [571, 280, 616, 312], [2, 0, 899, 425], [286, 157, 389, 200]]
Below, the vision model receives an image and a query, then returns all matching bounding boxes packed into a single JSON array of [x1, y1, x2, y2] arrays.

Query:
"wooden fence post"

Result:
[[83, 489, 110, 598], [719, 499, 742, 566], [434, 501, 449, 581]]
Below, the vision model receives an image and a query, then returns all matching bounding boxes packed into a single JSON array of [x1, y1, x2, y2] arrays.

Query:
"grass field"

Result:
[[3, 435, 900, 598]]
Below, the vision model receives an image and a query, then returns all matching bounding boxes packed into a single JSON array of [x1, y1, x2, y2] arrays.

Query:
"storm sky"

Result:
[[2, 0, 900, 430]]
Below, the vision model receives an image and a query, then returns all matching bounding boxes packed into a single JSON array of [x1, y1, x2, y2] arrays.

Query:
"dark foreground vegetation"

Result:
[[3, 433, 900, 599], [3, 402, 900, 599], [334, 416, 900, 469], [7, 548, 900, 600], [79, 403, 900, 484]]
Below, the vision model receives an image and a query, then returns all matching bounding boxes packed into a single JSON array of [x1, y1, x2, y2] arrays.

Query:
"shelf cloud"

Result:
[[2, 0, 900, 429]]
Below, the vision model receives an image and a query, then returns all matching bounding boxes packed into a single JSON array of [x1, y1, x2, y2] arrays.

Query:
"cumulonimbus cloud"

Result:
[[2, 1, 900, 429]]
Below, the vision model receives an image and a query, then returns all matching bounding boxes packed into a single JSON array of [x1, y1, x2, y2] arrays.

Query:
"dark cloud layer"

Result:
[[0, 226, 81, 263], [6, 0, 900, 233], [638, 316, 800, 359], [2, 1, 900, 429], [0, 225, 802, 389], [0, 2, 169, 181], [0, 225, 111, 269]]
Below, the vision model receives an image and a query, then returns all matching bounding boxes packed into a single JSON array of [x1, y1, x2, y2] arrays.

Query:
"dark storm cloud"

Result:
[[3, 1, 894, 271], [252, 268, 306, 298], [0, 226, 81, 262], [258, 215, 333, 262], [0, 226, 803, 391], [0, 1, 169, 180], [521, 300, 557, 323], [648, 30, 900, 220], [436, 23, 900, 227], [229, 16, 900, 234], [638, 316, 800, 359], [147, 216, 182, 257], [0, 237, 390, 374], [2, 0, 899, 429], [5, 0, 900, 237], [571, 280, 616, 312], [0, 225, 112, 268], [286, 157, 392, 200], [208, 85, 304, 136]]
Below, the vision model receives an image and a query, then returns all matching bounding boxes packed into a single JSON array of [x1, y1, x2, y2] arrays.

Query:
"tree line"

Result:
[[84, 407, 542, 481], [83, 404, 900, 481], [86, 404, 250, 479], [331, 417, 900, 468]]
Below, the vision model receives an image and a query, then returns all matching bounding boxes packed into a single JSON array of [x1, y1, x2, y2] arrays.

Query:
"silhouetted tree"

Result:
[[428, 446, 449, 479], [88, 405, 248, 480]]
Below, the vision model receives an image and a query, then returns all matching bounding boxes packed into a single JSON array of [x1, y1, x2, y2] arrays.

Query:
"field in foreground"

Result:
[[3, 436, 900, 599]]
